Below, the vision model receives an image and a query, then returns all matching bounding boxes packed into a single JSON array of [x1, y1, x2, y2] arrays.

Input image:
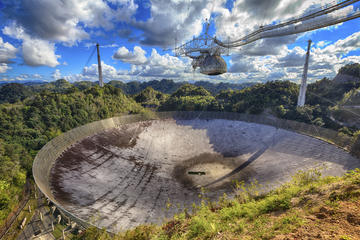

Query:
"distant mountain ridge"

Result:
[[0, 79, 255, 104], [107, 79, 255, 95], [0, 80, 48, 87]]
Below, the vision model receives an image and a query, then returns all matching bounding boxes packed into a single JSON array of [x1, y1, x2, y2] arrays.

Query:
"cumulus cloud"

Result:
[[64, 62, 132, 82], [33, 73, 42, 78], [113, 46, 147, 64], [1, 0, 138, 45], [112, 45, 191, 78], [229, 57, 256, 73], [22, 37, 60, 67], [52, 69, 61, 80], [320, 31, 360, 57], [84, 42, 119, 49], [316, 40, 331, 48], [128, 48, 191, 78], [132, 0, 226, 47], [0, 37, 17, 63], [214, 0, 345, 62], [215, 0, 334, 41], [308, 32, 360, 74], [0, 0, 139, 69], [83, 61, 121, 78], [276, 47, 306, 68], [64, 50, 211, 83], [3, 23, 60, 67], [1, 0, 359, 83], [0, 63, 11, 73], [238, 35, 297, 57], [229, 29, 360, 83], [0, 37, 15, 71], [218, 0, 360, 83]]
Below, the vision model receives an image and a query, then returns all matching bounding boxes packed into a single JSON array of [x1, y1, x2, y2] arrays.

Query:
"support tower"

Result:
[[297, 40, 312, 107], [96, 43, 104, 87]]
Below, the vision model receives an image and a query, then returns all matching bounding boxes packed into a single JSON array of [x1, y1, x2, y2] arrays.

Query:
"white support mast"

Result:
[[96, 43, 104, 87], [297, 40, 312, 107]]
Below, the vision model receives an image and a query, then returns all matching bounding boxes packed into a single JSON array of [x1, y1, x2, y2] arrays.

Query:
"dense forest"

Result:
[[0, 63, 360, 235]]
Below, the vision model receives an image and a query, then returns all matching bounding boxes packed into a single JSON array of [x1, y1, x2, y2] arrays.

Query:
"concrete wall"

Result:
[[33, 111, 356, 228]]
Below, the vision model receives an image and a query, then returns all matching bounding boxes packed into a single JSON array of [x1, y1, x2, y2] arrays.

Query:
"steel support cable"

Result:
[[176, 0, 360, 56], [215, 0, 360, 48], [306, 90, 360, 118], [218, 13, 360, 48], [213, 0, 338, 49], [232, 0, 357, 43], [83, 45, 97, 69], [302, 106, 321, 136], [217, 10, 360, 48], [179, 0, 346, 51], [218, 0, 359, 46]]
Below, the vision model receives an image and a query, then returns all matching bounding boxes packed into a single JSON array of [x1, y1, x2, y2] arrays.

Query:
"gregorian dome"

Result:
[[200, 55, 227, 75], [191, 54, 227, 76]]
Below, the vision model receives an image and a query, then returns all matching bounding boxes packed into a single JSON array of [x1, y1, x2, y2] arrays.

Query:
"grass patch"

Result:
[[272, 212, 304, 234]]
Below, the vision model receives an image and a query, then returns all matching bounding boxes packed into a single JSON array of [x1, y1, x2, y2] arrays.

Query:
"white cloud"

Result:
[[83, 62, 120, 78], [2, 23, 25, 39], [33, 73, 42, 78], [212, 0, 349, 61], [1, 0, 359, 84], [64, 52, 213, 83], [3, 23, 60, 67], [0, 63, 11, 73], [65, 61, 132, 82], [84, 42, 119, 49], [229, 57, 256, 73], [133, 0, 225, 47], [112, 46, 192, 78], [1, 0, 138, 46], [128, 48, 191, 78], [0, 37, 17, 63], [316, 40, 331, 48], [113, 46, 147, 64], [52, 69, 61, 80], [101, 43, 119, 48], [276, 47, 306, 68], [1, 0, 139, 68], [148, 49, 187, 69], [22, 37, 60, 67], [69, 29, 360, 84], [320, 31, 360, 57], [215, 0, 335, 42], [228, 29, 360, 83]]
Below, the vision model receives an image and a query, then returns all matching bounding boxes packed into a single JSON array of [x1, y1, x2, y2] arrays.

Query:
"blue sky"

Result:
[[1, 0, 360, 84]]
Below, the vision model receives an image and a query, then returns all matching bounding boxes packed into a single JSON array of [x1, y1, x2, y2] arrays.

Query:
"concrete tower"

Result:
[[297, 40, 312, 107], [96, 43, 104, 87]]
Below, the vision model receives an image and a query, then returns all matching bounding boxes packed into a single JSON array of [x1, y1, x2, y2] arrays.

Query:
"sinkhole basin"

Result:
[[33, 112, 360, 232]]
